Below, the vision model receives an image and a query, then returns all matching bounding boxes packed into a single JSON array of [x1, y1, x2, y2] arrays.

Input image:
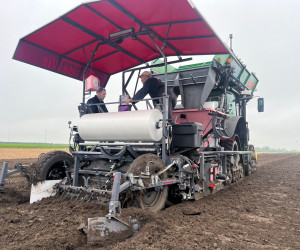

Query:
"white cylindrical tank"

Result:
[[78, 109, 163, 142]]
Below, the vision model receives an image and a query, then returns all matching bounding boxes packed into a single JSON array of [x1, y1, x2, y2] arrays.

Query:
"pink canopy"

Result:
[[13, 0, 230, 86]]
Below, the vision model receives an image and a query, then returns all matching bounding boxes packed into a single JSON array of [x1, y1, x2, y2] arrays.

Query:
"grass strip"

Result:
[[0, 144, 68, 149]]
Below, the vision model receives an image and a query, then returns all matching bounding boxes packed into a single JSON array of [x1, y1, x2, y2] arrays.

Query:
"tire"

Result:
[[36, 151, 74, 181], [248, 144, 257, 174], [222, 134, 243, 183], [127, 154, 168, 212], [245, 146, 252, 176]]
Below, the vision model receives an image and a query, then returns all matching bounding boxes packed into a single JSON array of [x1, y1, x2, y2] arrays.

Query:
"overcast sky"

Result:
[[0, 0, 299, 150]]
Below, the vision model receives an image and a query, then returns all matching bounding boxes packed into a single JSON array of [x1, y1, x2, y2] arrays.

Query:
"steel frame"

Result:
[[0, 162, 27, 192]]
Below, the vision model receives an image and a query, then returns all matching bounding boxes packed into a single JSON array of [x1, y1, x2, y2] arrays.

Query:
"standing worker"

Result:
[[87, 87, 108, 113], [126, 71, 177, 120]]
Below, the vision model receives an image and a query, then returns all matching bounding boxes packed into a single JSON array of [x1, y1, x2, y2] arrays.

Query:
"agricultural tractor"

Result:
[[0, 0, 263, 243]]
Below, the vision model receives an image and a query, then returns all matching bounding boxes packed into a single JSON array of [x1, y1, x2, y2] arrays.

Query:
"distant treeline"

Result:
[[256, 146, 299, 153]]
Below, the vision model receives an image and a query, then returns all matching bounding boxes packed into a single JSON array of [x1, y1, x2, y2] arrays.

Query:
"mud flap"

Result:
[[30, 180, 60, 204], [87, 216, 139, 244]]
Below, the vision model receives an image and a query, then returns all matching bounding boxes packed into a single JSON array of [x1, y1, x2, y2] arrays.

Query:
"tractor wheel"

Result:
[[127, 154, 168, 212], [36, 151, 74, 180], [245, 146, 252, 176], [222, 134, 243, 184], [248, 144, 257, 174]]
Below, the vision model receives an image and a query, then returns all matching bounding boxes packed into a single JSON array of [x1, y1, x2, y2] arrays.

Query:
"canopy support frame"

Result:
[[108, 0, 181, 56], [147, 30, 171, 164]]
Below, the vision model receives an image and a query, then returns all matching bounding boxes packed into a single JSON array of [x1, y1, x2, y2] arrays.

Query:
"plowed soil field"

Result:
[[0, 151, 299, 250]]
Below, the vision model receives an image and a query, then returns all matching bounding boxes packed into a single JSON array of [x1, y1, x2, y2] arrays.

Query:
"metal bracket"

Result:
[[108, 172, 122, 216], [209, 111, 230, 139], [141, 161, 153, 176], [82, 176, 90, 188], [0, 162, 24, 192]]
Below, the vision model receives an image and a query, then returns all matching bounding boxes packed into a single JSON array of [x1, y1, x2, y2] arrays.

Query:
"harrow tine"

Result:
[[64, 190, 72, 200], [77, 191, 85, 202], [96, 194, 103, 203], [95, 195, 101, 203], [62, 191, 70, 200], [58, 192, 64, 199], [75, 191, 82, 200], [81, 194, 89, 203], [71, 189, 82, 200], [96, 196, 107, 207], [52, 184, 112, 205], [59, 190, 67, 199], [66, 191, 72, 200], [87, 193, 95, 202], [69, 192, 77, 200]]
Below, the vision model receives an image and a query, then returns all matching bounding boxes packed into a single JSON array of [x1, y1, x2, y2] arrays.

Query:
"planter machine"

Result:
[[1, 0, 264, 243]]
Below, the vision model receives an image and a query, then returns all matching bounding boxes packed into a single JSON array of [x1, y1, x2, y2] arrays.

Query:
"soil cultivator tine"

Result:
[[69, 191, 78, 200], [87, 194, 94, 202], [60, 191, 68, 200], [75, 191, 82, 200], [64, 190, 71, 199], [80, 194, 90, 203], [96, 196, 103, 203], [87, 192, 98, 202]]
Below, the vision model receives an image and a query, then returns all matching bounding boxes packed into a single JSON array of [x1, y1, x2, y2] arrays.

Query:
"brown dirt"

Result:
[[0, 148, 69, 159], [0, 153, 299, 249]]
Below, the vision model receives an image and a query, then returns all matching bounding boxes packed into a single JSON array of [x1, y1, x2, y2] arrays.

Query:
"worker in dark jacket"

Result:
[[87, 87, 108, 113], [126, 71, 177, 119]]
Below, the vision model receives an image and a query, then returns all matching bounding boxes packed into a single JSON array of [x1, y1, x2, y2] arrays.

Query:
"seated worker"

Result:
[[126, 71, 177, 119], [87, 87, 108, 113]]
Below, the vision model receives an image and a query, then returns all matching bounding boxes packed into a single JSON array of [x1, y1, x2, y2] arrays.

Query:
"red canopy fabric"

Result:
[[13, 0, 230, 86]]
